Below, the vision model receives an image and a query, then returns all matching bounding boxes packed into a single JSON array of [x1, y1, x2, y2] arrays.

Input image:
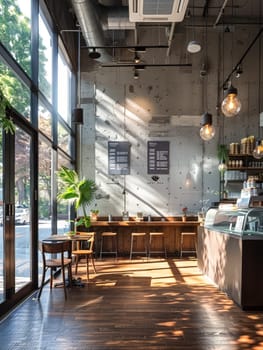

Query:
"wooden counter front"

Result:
[[88, 220, 200, 256]]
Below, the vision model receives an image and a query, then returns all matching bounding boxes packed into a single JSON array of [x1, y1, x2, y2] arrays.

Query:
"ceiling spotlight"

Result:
[[134, 70, 139, 79], [200, 112, 215, 141], [235, 65, 243, 78], [89, 48, 101, 59], [187, 40, 202, 54], [221, 84, 242, 117], [134, 52, 140, 64]]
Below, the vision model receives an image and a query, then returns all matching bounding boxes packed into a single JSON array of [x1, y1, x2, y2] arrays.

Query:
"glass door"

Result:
[[0, 120, 36, 311]]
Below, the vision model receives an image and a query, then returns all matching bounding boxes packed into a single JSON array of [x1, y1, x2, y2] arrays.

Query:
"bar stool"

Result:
[[180, 232, 197, 258], [100, 232, 118, 259], [130, 232, 148, 259], [148, 232, 167, 258]]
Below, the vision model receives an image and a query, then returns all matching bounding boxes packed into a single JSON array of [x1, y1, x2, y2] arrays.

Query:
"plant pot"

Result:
[[182, 215, 187, 222], [90, 213, 98, 222]]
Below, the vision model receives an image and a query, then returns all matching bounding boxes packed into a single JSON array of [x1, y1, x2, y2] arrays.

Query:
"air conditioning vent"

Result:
[[129, 0, 189, 22]]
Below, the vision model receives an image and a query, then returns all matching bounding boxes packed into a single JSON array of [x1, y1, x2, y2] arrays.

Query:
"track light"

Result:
[[221, 83, 242, 117], [200, 112, 215, 141], [253, 140, 263, 159], [134, 70, 139, 79], [235, 65, 243, 78], [89, 48, 101, 59], [134, 52, 140, 64]]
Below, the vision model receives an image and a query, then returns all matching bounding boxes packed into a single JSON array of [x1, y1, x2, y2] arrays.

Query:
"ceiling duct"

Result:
[[128, 0, 189, 22], [71, 0, 112, 62]]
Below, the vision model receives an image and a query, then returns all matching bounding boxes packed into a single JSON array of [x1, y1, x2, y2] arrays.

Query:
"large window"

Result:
[[38, 14, 52, 103], [58, 50, 72, 125], [0, 0, 31, 76]]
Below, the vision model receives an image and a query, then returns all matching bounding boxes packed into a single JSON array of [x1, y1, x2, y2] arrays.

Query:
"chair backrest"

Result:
[[40, 240, 72, 264]]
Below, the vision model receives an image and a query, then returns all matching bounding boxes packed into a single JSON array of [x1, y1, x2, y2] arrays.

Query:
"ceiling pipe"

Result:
[[70, 0, 111, 62], [166, 22, 176, 57], [214, 0, 229, 27]]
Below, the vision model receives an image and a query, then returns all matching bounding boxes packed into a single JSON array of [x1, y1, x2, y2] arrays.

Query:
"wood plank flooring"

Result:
[[1, 257, 263, 350]]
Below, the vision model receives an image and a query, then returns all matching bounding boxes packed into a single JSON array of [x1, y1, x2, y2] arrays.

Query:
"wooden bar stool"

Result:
[[100, 232, 118, 259], [130, 232, 147, 259], [148, 232, 167, 258], [180, 232, 197, 258]]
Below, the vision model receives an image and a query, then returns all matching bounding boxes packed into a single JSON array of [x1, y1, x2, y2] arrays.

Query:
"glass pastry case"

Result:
[[204, 207, 263, 236]]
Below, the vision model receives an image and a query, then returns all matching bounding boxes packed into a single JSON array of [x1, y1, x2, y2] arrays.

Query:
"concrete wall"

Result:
[[78, 25, 262, 217]]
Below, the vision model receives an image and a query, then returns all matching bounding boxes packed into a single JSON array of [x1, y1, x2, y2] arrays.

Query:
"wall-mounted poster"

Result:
[[108, 141, 130, 175], [147, 141, 169, 174]]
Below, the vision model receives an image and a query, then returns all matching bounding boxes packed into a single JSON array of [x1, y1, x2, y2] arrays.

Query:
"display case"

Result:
[[204, 207, 263, 236], [198, 206, 263, 309]]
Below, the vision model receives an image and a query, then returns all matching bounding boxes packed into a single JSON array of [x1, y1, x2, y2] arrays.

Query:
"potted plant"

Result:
[[90, 209, 99, 221], [182, 207, 188, 222], [57, 166, 97, 229]]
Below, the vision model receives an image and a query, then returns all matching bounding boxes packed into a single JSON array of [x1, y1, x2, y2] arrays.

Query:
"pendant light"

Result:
[[199, 16, 214, 141], [221, 83, 242, 117], [72, 30, 83, 125], [200, 113, 215, 141]]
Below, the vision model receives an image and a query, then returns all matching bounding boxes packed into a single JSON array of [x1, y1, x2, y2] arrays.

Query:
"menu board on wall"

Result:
[[147, 141, 169, 174], [108, 141, 130, 175]]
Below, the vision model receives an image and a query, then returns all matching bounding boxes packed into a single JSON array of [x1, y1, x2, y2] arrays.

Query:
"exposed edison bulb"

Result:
[[221, 85, 242, 117], [200, 124, 215, 141], [253, 141, 263, 159]]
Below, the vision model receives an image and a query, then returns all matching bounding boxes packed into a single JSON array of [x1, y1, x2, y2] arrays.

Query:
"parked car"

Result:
[[15, 207, 29, 225]]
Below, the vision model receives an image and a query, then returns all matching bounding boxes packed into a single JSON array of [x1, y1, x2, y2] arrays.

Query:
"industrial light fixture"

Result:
[[134, 52, 140, 64], [72, 30, 83, 125], [187, 40, 201, 53], [200, 112, 215, 141], [89, 48, 101, 59], [187, 0, 201, 54], [235, 65, 243, 78], [134, 70, 139, 79], [221, 83, 242, 117]]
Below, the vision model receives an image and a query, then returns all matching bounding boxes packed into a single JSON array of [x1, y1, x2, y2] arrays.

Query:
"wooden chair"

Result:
[[72, 232, 97, 280], [38, 240, 72, 300]]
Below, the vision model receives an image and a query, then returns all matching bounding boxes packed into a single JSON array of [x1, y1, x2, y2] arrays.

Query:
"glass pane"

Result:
[[0, 0, 31, 76], [58, 123, 70, 154], [38, 101, 52, 139], [15, 127, 32, 292], [58, 51, 72, 125], [0, 60, 30, 120], [0, 128, 4, 303], [57, 153, 71, 234], [39, 14, 52, 103], [38, 137, 52, 241]]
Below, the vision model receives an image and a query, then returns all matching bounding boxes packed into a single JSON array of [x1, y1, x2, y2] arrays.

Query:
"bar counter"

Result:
[[86, 217, 200, 256]]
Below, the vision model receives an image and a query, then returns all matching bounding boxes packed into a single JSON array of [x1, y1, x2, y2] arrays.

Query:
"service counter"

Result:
[[198, 207, 263, 310], [87, 217, 200, 256]]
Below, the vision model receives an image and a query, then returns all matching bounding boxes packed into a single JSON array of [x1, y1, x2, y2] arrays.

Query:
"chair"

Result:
[[100, 232, 118, 259], [180, 232, 197, 258], [130, 232, 148, 259], [148, 232, 167, 258], [38, 240, 72, 300], [72, 232, 96, 280]]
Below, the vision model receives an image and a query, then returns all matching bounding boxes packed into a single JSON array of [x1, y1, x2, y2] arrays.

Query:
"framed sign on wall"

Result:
[[108, 141, 130, 175], [147, 141, 169, 174]]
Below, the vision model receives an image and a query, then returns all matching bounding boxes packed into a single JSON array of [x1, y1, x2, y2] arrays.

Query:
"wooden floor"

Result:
[[1, 257, 263, 350]]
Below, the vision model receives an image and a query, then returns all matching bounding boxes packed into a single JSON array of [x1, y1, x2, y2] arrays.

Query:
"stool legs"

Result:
[[130, 233, 147, 259], [100, 233, 118, 259], [180, 232, 197, 257], [148, 233, 167, 258]]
